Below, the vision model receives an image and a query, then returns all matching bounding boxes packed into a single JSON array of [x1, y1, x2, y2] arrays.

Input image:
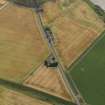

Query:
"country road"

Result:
[[33, 3, 83, 105]]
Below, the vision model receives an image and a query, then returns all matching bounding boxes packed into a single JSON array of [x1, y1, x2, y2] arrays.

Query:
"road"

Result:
[[33, 5, 82, 105], [0, 1, 83, 105]]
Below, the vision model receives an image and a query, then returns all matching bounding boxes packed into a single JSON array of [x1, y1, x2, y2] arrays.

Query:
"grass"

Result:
[[67, 31, 105, 105]]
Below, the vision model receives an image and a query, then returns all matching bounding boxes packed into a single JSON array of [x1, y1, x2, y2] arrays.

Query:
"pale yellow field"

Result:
[[24, 64, 72, 101], [0, 86, 52, 105], [42, 0, 105, 67], [0, 0, 6, 5], [0, 3, 48, 82]]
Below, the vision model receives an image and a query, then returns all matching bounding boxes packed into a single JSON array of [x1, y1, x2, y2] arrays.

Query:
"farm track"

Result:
[[0, 1, 104, 105], [0, 1, 75, 105], [32, 2, 84, 105], [30, 0, 104, 104]]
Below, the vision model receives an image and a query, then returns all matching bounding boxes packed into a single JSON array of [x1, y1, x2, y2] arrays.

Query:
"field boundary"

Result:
[[68, 30, 105, 72], [0, 78, 75, 105], [65, 72, 87, 104], [66, 28, 104, 68], [65, 30, 105, 104], [25, 83, 72, 102], [22, 53, 53, 83], [21, 63, 43, 83]]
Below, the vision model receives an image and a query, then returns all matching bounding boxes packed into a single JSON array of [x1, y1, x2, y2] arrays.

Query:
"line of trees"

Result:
[[84, 0, 105, 23], [7, 0, 49, 7], [93, 5, 105, 23]]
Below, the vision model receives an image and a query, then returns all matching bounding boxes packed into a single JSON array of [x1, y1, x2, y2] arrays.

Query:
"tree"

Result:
[[8, 0, 48, 7]]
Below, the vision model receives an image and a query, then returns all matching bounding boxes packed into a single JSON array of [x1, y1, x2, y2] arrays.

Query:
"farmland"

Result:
[[0, 3, 48, 82], [0, 0, 105, 105], [0, 85, 52, 105], [42, 0, 105, 67], [67, 31, 105, 105], [24, 64, 72, 101]]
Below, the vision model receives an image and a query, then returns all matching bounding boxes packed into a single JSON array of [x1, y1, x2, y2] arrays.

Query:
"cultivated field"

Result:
[[42, 0, 105, 67], [0, 85, 52, 105], [0, 3, 48, 82], [68, 31, 105, 105], [24, 64, 72, 101]]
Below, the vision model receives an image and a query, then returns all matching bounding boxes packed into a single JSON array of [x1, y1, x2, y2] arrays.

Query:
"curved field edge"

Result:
[[66, 30, 105, 105]]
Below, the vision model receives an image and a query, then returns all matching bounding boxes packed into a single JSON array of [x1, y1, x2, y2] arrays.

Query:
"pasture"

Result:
[[67, 31, 105, 105]]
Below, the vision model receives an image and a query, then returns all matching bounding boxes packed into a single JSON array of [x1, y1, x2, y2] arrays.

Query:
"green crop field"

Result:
[[67, 31, 105, 105]]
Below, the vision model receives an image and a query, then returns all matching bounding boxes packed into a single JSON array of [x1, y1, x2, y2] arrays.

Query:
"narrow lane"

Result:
[[33, 2, 81, 105]]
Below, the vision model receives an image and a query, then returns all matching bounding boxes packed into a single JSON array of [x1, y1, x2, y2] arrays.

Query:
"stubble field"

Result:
[[0, 86, 52, 105], [24, 64, 73, 101], [0, 3, 48, 82], [42, 0, 105, 68]]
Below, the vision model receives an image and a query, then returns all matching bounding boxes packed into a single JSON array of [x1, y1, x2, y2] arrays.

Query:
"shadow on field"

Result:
[[7, 0, 49, 8], [0, 78, 75, 105]]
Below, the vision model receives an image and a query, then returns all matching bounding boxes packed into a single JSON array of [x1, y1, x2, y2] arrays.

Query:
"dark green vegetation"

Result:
[[0, 79, 75, 105], [92, 5, 105, 22], [84, 0, 105, 22], [8, 0, 49, 7], [67, 31, 105, 105]]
